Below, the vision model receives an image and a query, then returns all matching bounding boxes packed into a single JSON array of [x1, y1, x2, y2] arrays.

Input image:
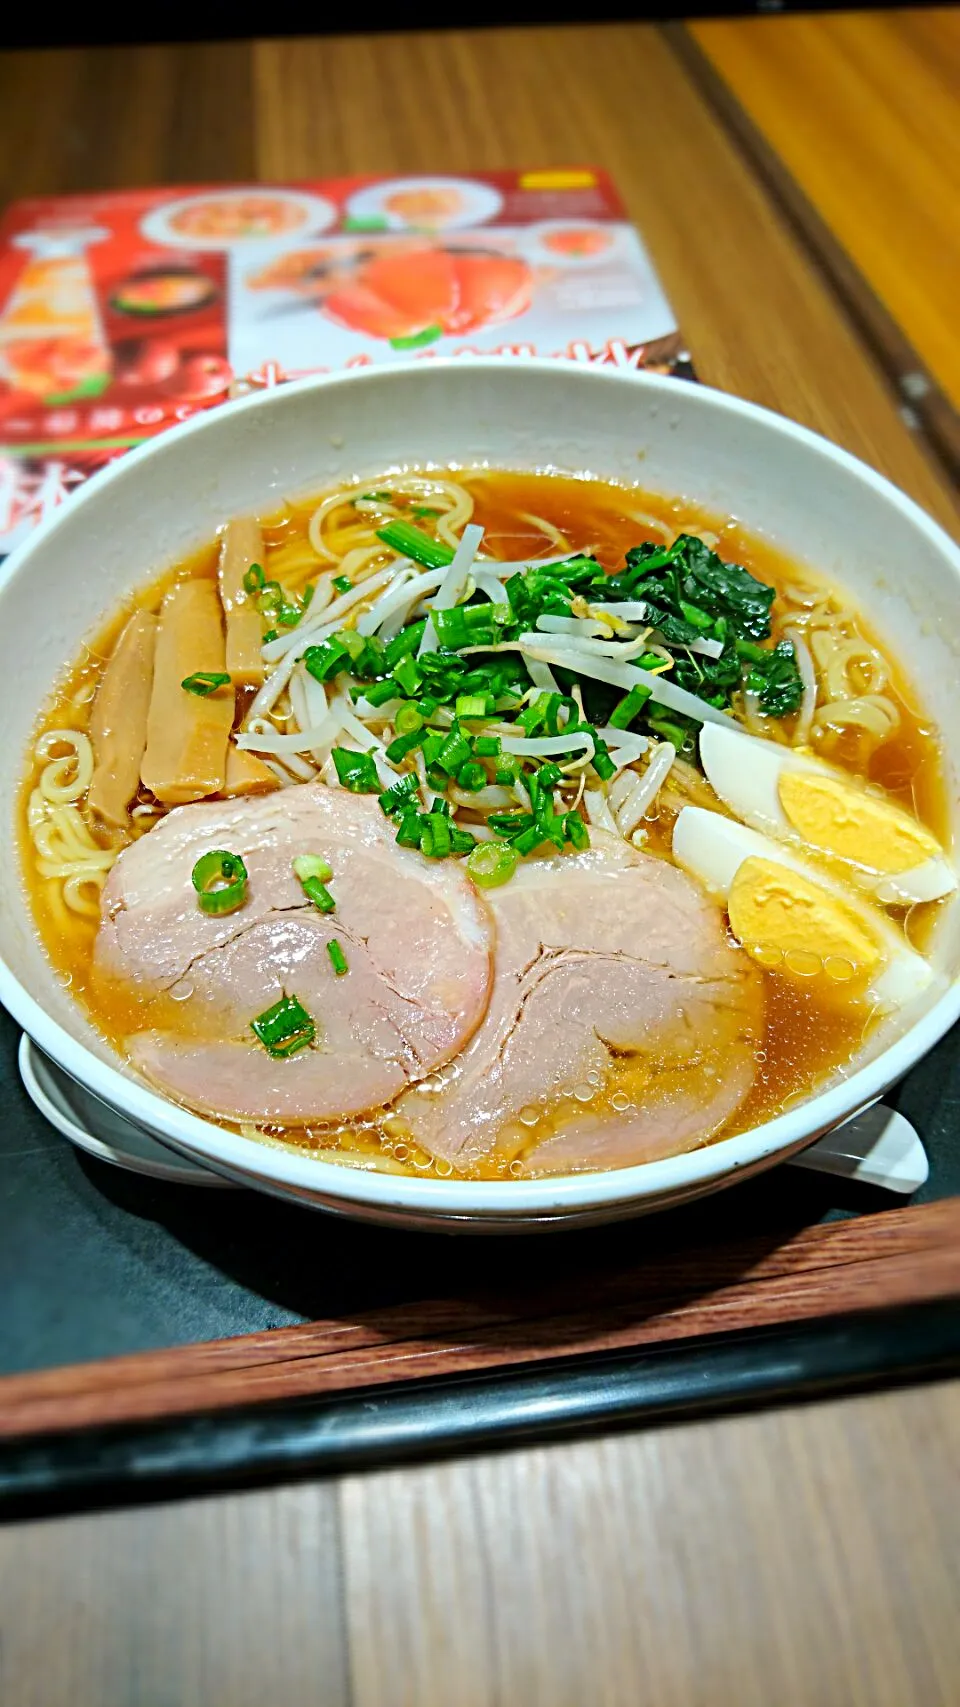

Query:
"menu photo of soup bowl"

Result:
[[227, 220, 679, 376], [0, 170, 694, 551]]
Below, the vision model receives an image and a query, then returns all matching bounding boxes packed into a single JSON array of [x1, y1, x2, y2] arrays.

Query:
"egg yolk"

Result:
[[728, 856, 881, 989], [778, 771, 940, 874]]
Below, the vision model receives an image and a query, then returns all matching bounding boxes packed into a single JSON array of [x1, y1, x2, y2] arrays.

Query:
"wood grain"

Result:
[[340, 1378, 960, 1707], [691, 10, 960, 412], [670, 21, 960, 486], [0, 41, 255, 204], [0, 1481, 350, 1707], [0, 1200, 956, 1440], [0, 1381, 956, 1706], [250, 25, 960, 536]]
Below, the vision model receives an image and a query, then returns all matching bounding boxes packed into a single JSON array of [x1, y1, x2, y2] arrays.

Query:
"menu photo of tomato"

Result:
[[0, 171, 694, 552]]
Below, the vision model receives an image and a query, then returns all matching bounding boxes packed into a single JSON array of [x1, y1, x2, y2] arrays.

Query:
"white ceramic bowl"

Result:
[[2, 361, 959, 1230]]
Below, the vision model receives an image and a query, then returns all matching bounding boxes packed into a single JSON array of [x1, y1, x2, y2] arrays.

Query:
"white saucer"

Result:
[[18, 1034, 232, 1188], [789, 1103, 929, 1194]]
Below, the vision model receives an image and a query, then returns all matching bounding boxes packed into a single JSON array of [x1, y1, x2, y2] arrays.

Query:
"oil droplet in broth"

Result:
[[784, 949, 824, 978]]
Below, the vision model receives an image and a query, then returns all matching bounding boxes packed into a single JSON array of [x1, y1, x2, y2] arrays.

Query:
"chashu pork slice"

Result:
[[95, 786, 493, 1124], [391, 833, 763, 1175]]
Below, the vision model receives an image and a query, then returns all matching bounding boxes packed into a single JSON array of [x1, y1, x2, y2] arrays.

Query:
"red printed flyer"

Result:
[[0, 170, 693, 551]]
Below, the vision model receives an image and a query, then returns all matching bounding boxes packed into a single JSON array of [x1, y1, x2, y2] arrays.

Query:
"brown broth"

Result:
[[19, 469, 950, 1178]]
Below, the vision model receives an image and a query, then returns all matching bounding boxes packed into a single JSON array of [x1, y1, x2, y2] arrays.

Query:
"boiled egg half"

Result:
[[672, 806, 936, 1011], [698, 724, 956, 906]]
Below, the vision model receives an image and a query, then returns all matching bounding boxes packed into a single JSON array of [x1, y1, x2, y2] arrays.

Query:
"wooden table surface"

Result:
[[692, 8, 960, 410], [0, 17, 958, 1706]]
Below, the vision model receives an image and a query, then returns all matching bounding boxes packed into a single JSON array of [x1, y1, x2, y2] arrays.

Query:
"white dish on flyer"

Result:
[[18, 1033, 232, 1187], [345, 176, 503, 231], [527, 219, 627, 267], [140, 187, 337, 251]]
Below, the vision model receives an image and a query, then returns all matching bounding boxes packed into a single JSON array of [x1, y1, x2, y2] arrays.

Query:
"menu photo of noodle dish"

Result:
[[0, 170, 693, 552]]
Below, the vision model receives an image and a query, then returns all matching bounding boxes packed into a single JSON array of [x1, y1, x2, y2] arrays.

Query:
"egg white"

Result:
[[672, 805, 936, 1011], [698, 723, 957, 906]]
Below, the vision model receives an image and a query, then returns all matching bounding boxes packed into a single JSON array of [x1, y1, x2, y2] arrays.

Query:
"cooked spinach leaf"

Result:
[[743, 639, 805, 716], [615, 533, 775, 642]]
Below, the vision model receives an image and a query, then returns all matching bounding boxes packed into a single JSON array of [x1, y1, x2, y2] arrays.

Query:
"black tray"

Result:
[[1, 997, 958, 1516]]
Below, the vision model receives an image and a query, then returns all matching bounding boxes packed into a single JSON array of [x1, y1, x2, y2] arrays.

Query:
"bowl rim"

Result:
[[3, 356, 959, 1216]]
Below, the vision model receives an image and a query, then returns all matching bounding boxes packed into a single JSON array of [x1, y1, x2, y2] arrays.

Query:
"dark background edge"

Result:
[[0, 2, 941, 53]]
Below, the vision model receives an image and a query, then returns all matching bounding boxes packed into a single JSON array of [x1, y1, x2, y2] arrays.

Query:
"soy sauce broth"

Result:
[[20, 469, 950, 1177]]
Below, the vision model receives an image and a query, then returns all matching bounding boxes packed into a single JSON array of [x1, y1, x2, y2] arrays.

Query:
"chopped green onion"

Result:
[[519, 692, 560, 736], [384, 620, 427, 666], [473, 734, 501, 758], [191, 849, 248, 915], [466, 841, 519, 888], [395, 812, 425, 849], [394, 703, 424, 736], [302, 584, 315, 608], [181, 671, 231, 697], [433, 604, 502, 651], [455, 694, 488, 720], [332, 575, 353, 595], [251, 994, 315, 1058], [242, 562, 265, 594], [420, 732, 446, 768], [436, 724, 472, 776], [592, 740, 616, 782], [648, 717, 688, 749], [363, 677, 401, 708], [255, 579, 284, 614], [430, 608, 470, 649], [376, 520, 454, 570], [360, 490, 393, 503], [563, 812, 590, 851], [357, 634, 386, 678], [535, 791, 565, 850], [332, 747, 381, 793], [416, 694, 439, 718], [412, 506, 441, 518], [488, 811, 534, 835], [512, 824, 549, 857], [456, 761, 487, 792], [494, 755, 521, 786], [420, 812, 452, 859], [336, 628, 367, 664], [326, 940, 349, 976], [450, 827, 477, 854], [263, 629, 279, 644], [392, 654, 423, 697], [302, 877, 336, 913], [608, 683, 652, 729], [386, 729, 424, 763], [292, 854, 333, 884], [304, 637, 349, 682], [378, 774, 420, 816]]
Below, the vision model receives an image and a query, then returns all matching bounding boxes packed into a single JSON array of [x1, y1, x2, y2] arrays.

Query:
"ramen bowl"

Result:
[[1, 360, 958, 1230]]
